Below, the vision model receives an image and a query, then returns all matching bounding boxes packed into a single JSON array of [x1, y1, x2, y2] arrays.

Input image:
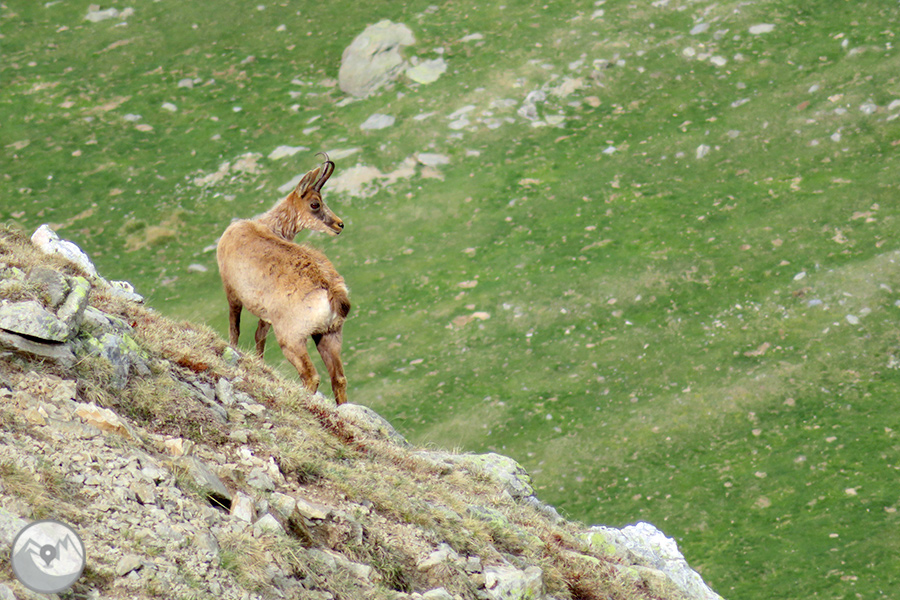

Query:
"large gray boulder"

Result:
[[338, 20, 415, 98]]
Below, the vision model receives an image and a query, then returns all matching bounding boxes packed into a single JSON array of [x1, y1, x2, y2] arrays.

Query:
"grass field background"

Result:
[[4, 1, 900, 597]]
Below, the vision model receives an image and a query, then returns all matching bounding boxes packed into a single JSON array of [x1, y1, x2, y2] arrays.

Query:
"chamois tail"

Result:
[[330, 283, 351, 319]]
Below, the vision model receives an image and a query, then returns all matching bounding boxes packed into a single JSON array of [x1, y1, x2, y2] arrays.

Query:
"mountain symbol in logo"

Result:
[[11, 520, 85, 594]]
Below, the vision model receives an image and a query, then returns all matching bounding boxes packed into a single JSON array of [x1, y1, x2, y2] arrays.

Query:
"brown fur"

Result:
[[216, 156, 351, 404]]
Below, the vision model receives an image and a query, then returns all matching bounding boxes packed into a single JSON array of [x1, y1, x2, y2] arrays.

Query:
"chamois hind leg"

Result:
[[227, 297, 242, 346], [254, 320, 272, 356], [313, 330, 347, 405], [277, 333, 320, 394]]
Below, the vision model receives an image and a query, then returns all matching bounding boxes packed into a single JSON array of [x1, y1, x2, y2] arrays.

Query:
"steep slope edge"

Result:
[[0, 224, 722, 600]]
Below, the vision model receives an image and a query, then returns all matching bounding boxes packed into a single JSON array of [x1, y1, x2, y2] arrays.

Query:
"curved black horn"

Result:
[[313, 152, 335, 191]]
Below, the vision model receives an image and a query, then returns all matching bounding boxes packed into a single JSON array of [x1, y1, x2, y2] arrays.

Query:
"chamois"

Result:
[[216, 154, 351, 404]]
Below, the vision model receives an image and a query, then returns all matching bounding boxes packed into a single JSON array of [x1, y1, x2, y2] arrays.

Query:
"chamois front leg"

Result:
[[227, 298, 242, 346], [254, 320, 272, 356], [278, 334, 321, 394], [313, 330, 348, 405]]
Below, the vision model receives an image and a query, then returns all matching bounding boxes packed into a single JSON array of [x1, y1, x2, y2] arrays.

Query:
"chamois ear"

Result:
[[294, 167, 321, 195]]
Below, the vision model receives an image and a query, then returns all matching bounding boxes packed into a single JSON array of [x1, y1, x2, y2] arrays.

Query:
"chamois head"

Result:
[[287, 154, 343, 236]]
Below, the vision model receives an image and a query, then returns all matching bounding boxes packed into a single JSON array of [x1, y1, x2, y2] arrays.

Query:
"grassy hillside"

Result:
[[4, 0, 900, 598]]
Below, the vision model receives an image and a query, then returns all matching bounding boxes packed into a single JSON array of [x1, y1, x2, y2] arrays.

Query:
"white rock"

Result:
[[584, 522, 723, 600], [710, 55, 727, 67], [230, 492, 255, 523], [696, 144, 711, 159], [322, 147, 361, 161], [329, 165, 384, 198], [85, 7, 120, 22], [162, 102, 178, 112], [550, 77, 583, 98], [337, 403, 410, 446], [31, 225, 99, 278], [860, 101, 877, 115], [483, 565, 543, 599], [294, 496, 331, 520], [406, 58, 447, 84], [846, 314, 860, 325], [448, 117, 470, 130], [749, 23, 776, 35], [422, 588, 454, 600], [416, 153, 450, 167], [360, 113, 396, 130], [268, 145, 308, 160], [448, 105, 476, 120], [253, 514, 284, 535], [690, 23, 710, 35], [459, 33, 484, 42]]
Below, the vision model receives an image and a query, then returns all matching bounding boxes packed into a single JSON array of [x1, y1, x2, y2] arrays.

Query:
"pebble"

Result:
[[360, 113, 396, 130], [749, 23, 776, 35]]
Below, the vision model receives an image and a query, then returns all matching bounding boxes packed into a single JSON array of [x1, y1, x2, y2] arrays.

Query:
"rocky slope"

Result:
[[0, 225, 721, 600]]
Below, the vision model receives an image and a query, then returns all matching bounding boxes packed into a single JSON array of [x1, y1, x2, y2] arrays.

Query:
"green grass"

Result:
[[4, 0, 900, 598]]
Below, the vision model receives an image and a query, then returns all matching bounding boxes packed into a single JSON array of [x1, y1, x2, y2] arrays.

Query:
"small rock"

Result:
[[417, 543, 459, 571], [416, 152, 450, 167], [360, 113, 396, 130], [860, 101, 877, 115], [187, 263, 208, 273], [294, 496, 331, 520], [116, 554, 143, 577], [177, 78, 194, 89], [483, 565, 543, 599], [253, 513, 284, 535], [163, 437, 192, 457], [26, 267, 70, 308], [247, 467, 276, 492], [231, 492, 255, 523], [162, 102, 178, 112], [216, 378, 235, 406], [696, 144, 711, 159], [337, 403, 410, 446], [422, 588, 454, 600], [85, 7, 121, 22], [406, 58, 447, 84], [74, 402, 134, 438], [268, 145, 309, 160], [690, 23, 710, 35], [846, 314, 860, 325], [178, 456, 232, 508], [269, 492, 297, 518], [749, 23, 776, 35]]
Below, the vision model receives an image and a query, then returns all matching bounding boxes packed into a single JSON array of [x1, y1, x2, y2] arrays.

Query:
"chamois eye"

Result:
[[310, 202, 321, 210]]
